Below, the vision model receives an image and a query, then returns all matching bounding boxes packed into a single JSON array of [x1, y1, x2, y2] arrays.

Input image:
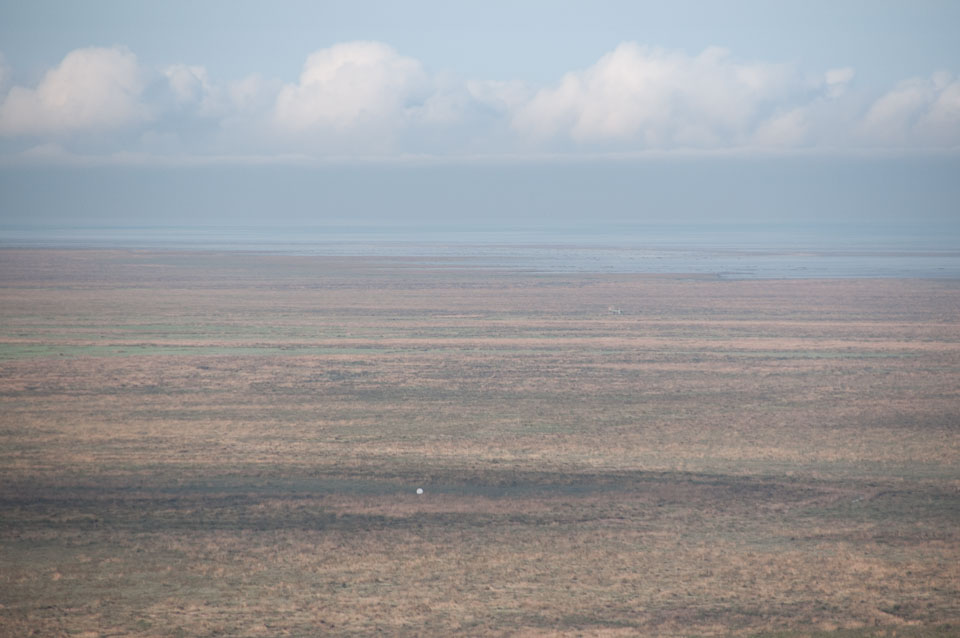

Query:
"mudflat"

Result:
[[1, 249, 958, 637]]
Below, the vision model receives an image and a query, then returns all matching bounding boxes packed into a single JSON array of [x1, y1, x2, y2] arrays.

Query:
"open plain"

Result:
[[0, 248, 958, 637]]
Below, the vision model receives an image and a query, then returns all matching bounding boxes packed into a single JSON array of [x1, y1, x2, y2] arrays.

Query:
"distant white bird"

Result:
[[416, 488, 424, 495]]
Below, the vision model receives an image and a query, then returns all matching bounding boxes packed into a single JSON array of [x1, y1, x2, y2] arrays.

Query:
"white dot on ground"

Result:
[[416, 488, 424, 495]]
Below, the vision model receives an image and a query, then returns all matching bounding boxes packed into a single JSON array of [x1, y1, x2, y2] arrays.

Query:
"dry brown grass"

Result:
[[0, 249, 958, 637]]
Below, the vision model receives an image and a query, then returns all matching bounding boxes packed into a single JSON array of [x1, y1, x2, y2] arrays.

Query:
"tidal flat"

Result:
[[0, 249, 958, 637]]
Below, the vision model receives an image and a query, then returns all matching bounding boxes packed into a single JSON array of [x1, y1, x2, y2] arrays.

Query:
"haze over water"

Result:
[[3, 224, 958, 279]]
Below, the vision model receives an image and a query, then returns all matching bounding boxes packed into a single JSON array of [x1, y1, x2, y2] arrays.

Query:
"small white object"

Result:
[[416, 488, 424, 495]]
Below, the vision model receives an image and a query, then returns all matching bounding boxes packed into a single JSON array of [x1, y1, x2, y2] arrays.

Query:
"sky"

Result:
[[0, 1, 957, 230]]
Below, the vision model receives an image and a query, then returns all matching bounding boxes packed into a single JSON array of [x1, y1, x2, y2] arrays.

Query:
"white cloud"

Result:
[[511, 44, 801, 148], [467, 80, 532, 114], [824, 67, 855, 97], [753, 108, 809, 147], [0, 46, 147, 135], [922, 75, 960, 131], [228, 74, 278, 114], [163, 64, 212, 107], [160, 65, 277, 121], [273, 41, 430, 138], [268, 41, 498, 154], [0, 41, 956, 161], [860, 72, 960, 147], [749, 68, 858, 148]]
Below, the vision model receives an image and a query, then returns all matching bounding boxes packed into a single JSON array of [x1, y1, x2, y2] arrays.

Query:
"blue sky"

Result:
[[0, 1, 957, 228], [3, 1, 958, 88]]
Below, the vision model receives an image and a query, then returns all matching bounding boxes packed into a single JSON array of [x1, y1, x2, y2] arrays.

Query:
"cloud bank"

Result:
[[275, 42, 428, 135], [0, 42, 957, 162], [513, 45, 804, 148], [0, 47, 146, 136]]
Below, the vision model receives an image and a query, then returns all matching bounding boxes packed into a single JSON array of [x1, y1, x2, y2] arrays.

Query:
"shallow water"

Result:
[[2, 225, 958, 279]]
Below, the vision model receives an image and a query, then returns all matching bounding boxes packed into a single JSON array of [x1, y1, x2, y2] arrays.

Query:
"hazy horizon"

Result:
[[1, 2, 958, 235], [3, 155, 959, 232]]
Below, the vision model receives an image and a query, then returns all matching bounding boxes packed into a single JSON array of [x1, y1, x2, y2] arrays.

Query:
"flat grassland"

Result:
[[0, 249, 957, 637]]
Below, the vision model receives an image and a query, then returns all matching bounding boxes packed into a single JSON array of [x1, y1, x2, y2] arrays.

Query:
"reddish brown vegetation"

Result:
[[0, 249, 957, 637]]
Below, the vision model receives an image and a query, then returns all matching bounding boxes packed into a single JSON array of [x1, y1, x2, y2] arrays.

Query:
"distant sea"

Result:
[[2, 224, 959, 279]]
